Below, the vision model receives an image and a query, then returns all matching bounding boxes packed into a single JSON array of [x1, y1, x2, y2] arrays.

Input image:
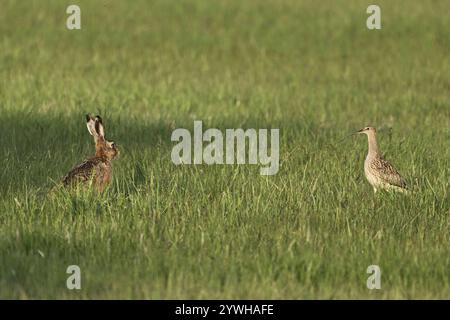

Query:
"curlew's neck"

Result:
[[366, 131, 380, 157]]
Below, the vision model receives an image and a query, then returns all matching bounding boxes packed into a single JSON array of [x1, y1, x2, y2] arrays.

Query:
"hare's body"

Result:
[[357, 126, 408, 193], [62, 156, 113, 192], [61, 114, 118, 192]]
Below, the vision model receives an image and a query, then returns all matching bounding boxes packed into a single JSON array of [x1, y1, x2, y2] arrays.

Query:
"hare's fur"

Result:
[[62, 114, 119, 192]]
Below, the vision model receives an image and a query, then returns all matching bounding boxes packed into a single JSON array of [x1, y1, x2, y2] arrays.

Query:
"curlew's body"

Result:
[[62, 156, 114, 192], [357, 127, 408, 193]]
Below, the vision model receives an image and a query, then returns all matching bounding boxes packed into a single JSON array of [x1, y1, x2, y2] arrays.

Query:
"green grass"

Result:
[[0, 0, 449, 299]]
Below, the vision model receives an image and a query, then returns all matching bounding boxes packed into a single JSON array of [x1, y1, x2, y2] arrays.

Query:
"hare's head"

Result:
[[86, 114, 119, 160]]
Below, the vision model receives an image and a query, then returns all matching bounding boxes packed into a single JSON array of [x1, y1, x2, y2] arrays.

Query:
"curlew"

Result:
[[356, 126, 408, 193]]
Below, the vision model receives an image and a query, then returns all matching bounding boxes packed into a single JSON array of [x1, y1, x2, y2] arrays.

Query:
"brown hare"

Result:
[[62, 114, 119, 192]]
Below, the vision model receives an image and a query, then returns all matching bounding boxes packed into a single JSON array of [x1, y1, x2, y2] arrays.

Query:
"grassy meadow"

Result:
[[0, 0, 449, 299]]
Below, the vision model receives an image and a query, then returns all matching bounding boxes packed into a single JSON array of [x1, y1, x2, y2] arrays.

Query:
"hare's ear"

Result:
[[95, 115, 105, 138], [86, 114, 97, 136]]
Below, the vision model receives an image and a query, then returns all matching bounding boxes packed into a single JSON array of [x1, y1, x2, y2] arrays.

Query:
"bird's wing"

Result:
[[62, 159, 99, 186], [370, 157, 407, 189]]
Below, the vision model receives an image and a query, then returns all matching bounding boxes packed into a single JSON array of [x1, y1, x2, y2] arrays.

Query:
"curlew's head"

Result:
[[356, 126, 376, 135]]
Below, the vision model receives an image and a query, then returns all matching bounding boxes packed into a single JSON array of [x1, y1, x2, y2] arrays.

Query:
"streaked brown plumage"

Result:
[[62, 114, 118, 192], [357, 126, 408, 193], [366, 157, 407, 189]]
